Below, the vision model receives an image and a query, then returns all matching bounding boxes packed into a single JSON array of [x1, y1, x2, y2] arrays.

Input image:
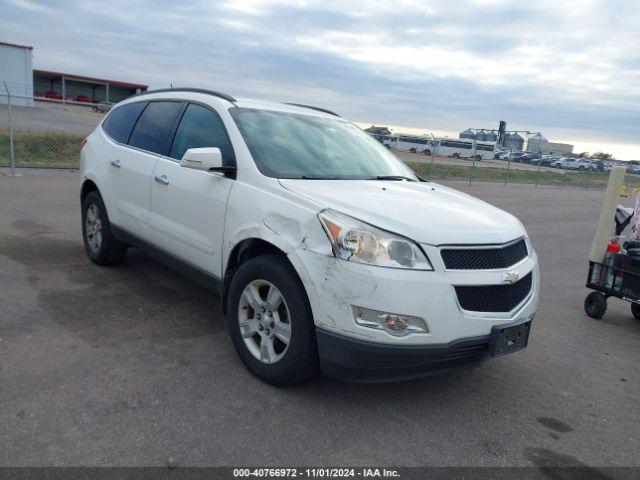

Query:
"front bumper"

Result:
[[317, 328, 490, 383], [296, 246, 539, 346], [316, 317, 533, 383]]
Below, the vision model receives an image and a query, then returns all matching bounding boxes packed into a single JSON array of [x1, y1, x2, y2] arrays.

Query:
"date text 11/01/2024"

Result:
[[232, 468, 400, 478]]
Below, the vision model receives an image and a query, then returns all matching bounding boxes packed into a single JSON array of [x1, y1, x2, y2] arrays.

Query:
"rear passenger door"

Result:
[[102, 101, 147, 231], [149, 102, 235, 276], [108, 100, 183, 240]]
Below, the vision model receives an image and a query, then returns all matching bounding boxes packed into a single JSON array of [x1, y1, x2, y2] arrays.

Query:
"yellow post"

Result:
[[590, 166, 626, 263]]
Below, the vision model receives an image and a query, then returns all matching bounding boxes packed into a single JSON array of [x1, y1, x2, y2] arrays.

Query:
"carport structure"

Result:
[[33, 69, 148, 104]]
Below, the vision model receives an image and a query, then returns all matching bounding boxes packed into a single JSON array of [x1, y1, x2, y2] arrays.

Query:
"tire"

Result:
[[631, 303, 640, 321], [409, 148, 416, 153], [423, 149, 431, 156], [452, 153, 460, 159], [227, 254, 319, 386], [81, 191, 128, 266], [584, 292, 607, 319], [92, 106, 98, 112], [475, 155, 482, 161]]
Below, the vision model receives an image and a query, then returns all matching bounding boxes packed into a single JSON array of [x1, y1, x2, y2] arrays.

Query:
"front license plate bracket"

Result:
[[489, 320, 531, 357]]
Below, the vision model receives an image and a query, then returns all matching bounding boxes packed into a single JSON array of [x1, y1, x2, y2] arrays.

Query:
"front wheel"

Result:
[[82, 191, 128, 265], [409, 148, 416, 153], [452, 153, 460, 159], [475, 155, 482, 161], [227, 255, 319, 386]]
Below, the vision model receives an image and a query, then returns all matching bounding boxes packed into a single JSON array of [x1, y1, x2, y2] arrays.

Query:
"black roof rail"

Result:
[[284, 103, 340, 117], [132, 87, 236, 103]]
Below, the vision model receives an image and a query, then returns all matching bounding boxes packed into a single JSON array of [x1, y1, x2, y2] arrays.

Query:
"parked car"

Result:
[[550, 157, 571, 168], [513, 153, 532, 163], [79, 88, 539, 385], [530, 154, 554, 166], [564, 159, 597, 171], [91, 102, 113, 113], [626, 163, 640, 175], [591, 160, 611, 172]]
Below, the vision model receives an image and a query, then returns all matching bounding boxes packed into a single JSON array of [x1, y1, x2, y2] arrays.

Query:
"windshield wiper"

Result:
[[300, 175, 341, 180], [367, 175, 418, 182]]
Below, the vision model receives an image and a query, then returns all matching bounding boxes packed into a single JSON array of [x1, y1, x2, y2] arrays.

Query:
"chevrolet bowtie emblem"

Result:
[[503, 271, 520, 284]]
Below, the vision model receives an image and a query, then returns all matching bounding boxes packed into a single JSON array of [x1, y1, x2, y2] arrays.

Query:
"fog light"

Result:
[[384, 314, 407, 332], [352, 306, 428, 336]]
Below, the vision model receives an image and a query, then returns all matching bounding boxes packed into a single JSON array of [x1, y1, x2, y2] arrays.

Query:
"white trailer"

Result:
[[383, 134, 432, 154], [431, 138, 495, 160]]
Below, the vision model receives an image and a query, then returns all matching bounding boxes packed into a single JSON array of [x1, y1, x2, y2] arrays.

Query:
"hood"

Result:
[[278, 179, 524, 245]]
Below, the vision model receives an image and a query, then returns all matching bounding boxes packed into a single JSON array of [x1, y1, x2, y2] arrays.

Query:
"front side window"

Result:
[[170, 103, 234, 166], [128, 101, 183, 154], [102, 101, 146, 144], [230, 108, 419, 180]]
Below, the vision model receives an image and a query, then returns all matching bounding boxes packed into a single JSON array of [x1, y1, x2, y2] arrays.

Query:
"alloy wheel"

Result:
[[85, 204, 103, 253], [238, 279, 292, 364]]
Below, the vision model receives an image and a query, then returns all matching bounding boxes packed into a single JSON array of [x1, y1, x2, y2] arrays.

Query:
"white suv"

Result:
[[79, 88, 539, 385]]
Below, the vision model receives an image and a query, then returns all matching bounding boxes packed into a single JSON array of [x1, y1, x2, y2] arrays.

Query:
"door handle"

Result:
[[110, 159, 121, 168], [154, 174, 169, 185]]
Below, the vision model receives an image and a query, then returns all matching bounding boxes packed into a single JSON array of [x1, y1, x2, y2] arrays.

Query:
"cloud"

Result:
[[1, 0, 639, 157]]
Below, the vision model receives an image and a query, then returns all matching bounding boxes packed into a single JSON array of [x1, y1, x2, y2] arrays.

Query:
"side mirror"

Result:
[[180, 147, 223, 172]]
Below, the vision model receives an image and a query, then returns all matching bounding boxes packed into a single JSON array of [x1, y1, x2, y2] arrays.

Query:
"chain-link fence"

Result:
[[1, 91, 637, 190], [387, 143, 640, 190], [1, 91, 98, 171]]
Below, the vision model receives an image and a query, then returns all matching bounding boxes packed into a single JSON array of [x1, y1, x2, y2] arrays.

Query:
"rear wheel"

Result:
[[82, 191, 128, 265], [584, 292, 607, 319], [423, 149, 431, 156], [452, 153, 460, 159], [227, 255, 319, 386], [409, 148, 416, 153], [475, 155, 482, 161]]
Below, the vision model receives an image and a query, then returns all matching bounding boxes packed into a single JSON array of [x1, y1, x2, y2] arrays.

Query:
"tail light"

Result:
[[80, 137, 88, 149]]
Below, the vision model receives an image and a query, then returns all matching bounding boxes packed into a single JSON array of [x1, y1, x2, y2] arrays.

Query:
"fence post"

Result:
[[428, 150, 435, 178], [3, 82, 18, 177], [584, 167, 592, 190], [534, 159, 542, 188], [504, 155, 512, 187], [469, 155, 476, 185]]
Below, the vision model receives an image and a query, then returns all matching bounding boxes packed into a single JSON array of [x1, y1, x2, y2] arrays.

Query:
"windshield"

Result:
[[230, 107, 419, 180]]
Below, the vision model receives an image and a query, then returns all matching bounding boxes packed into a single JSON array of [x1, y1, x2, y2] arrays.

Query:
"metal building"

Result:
[[479, 130, 497, 142], [33, 70, 147, 104], [503, 133, 524, 151], [526, 133, 548, 153], [0, 41, 34, 106], [459, 128, 476, 140]]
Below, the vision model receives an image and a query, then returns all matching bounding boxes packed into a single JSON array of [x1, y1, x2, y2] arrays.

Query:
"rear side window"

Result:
[[102, 102, 146, 144], [128, 101, 183, 154], [169, 103, 235, 166]]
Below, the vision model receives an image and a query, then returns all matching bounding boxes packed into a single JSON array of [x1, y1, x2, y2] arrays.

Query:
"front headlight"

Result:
[[318, 209, 432, 270]]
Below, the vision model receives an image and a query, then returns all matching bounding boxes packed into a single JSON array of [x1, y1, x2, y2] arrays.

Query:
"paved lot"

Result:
[[1, 169, 639, 468], [0, 102, 101, 135]]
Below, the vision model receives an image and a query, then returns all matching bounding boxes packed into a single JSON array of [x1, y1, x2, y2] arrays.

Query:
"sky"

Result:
[[1, 0, 639, 159]]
